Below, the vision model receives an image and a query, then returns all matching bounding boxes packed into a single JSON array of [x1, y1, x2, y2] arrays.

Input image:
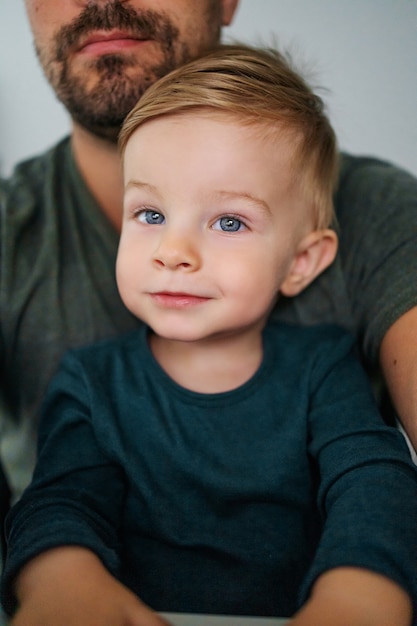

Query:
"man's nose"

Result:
[[152, 231, 201, 271]]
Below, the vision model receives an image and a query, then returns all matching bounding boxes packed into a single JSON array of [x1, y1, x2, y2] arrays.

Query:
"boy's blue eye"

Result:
[[214, 216, 244, 232], [138, 210, 165, 225]]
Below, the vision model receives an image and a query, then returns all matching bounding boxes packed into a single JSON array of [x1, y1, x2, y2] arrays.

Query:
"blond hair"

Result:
[[119, 44, 338, 228]]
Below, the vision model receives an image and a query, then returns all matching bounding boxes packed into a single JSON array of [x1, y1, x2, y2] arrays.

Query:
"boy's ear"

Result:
[[280, 229, 338, 297]]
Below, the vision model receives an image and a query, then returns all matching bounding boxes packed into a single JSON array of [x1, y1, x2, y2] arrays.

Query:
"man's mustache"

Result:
[[55, 1, 176, 60]]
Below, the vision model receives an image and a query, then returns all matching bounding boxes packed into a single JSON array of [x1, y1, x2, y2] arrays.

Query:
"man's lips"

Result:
[[77, 31, 151, 55], [150, 292, 211, 309]]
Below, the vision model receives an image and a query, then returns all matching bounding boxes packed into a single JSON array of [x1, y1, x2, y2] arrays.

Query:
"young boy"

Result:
[[2, 45, 417, 626]]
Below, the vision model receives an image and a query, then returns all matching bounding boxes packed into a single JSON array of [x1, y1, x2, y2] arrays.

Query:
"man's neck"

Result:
[[70, 122, 124, 232]]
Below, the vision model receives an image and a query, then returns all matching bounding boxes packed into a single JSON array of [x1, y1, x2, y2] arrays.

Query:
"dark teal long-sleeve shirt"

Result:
[[2, 322, 417, 618]]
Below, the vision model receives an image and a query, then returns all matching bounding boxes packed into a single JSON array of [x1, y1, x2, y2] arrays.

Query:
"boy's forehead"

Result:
[[123, 112, 309, 220], [123, 110, 297, 174]]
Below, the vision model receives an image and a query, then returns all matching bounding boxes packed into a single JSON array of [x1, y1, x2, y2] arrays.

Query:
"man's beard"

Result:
[[35, 2, 198, 142]]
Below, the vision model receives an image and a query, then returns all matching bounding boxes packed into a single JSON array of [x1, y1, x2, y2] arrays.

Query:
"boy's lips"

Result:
[[150, 292, 211, 309]]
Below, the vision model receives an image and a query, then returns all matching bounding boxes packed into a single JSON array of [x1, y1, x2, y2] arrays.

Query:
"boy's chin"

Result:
[[150, 329, 210, 344], [147, 321, 225, 345]]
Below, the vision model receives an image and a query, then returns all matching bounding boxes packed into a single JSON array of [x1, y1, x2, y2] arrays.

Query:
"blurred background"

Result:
[[1, 0, 416, 176]]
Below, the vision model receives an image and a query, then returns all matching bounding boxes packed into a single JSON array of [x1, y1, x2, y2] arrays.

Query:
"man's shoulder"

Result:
[[336, 152, 417, 216], [0, 137, 72, 215], [339, 151, 415, 180], [2, 137, 71, 186]]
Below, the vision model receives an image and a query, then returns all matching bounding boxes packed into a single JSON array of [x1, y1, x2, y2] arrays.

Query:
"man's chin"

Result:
[[59, 84, 141, 142]]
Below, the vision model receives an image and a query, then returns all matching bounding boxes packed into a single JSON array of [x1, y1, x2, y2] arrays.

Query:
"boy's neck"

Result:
[[149, 330, 264, 394], [71, 123, 124, 232]]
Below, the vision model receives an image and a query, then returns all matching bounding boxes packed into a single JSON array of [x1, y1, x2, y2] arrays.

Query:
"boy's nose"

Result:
[[152, 232, 201, 271]]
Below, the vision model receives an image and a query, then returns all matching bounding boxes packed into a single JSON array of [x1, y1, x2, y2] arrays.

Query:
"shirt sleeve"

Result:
[[1, 351, 127, 615], [300, 329, 417, 606], [336, 155, 417, 362]]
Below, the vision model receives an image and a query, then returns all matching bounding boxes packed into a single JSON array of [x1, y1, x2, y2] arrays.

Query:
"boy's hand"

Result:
[[289, 567, 412, 626], [10, 546, 171, 626]]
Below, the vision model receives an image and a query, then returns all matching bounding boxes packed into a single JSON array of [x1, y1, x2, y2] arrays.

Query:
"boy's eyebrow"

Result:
[[214, 190, 272, 216], [125, 180, 158, 193], [125, 182, 272, 216]]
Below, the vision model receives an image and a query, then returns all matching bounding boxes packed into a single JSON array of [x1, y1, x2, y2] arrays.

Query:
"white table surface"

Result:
[[161, 613, 288, 626]]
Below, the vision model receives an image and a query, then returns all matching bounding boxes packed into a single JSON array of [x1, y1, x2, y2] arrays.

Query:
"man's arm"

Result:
[[333, 155, 417, 439], [380, 306, 417, 452], [290, 567, 412, 626]]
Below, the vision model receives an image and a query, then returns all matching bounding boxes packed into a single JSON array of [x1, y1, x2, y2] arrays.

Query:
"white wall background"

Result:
[[1, 0, 416, 177]]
